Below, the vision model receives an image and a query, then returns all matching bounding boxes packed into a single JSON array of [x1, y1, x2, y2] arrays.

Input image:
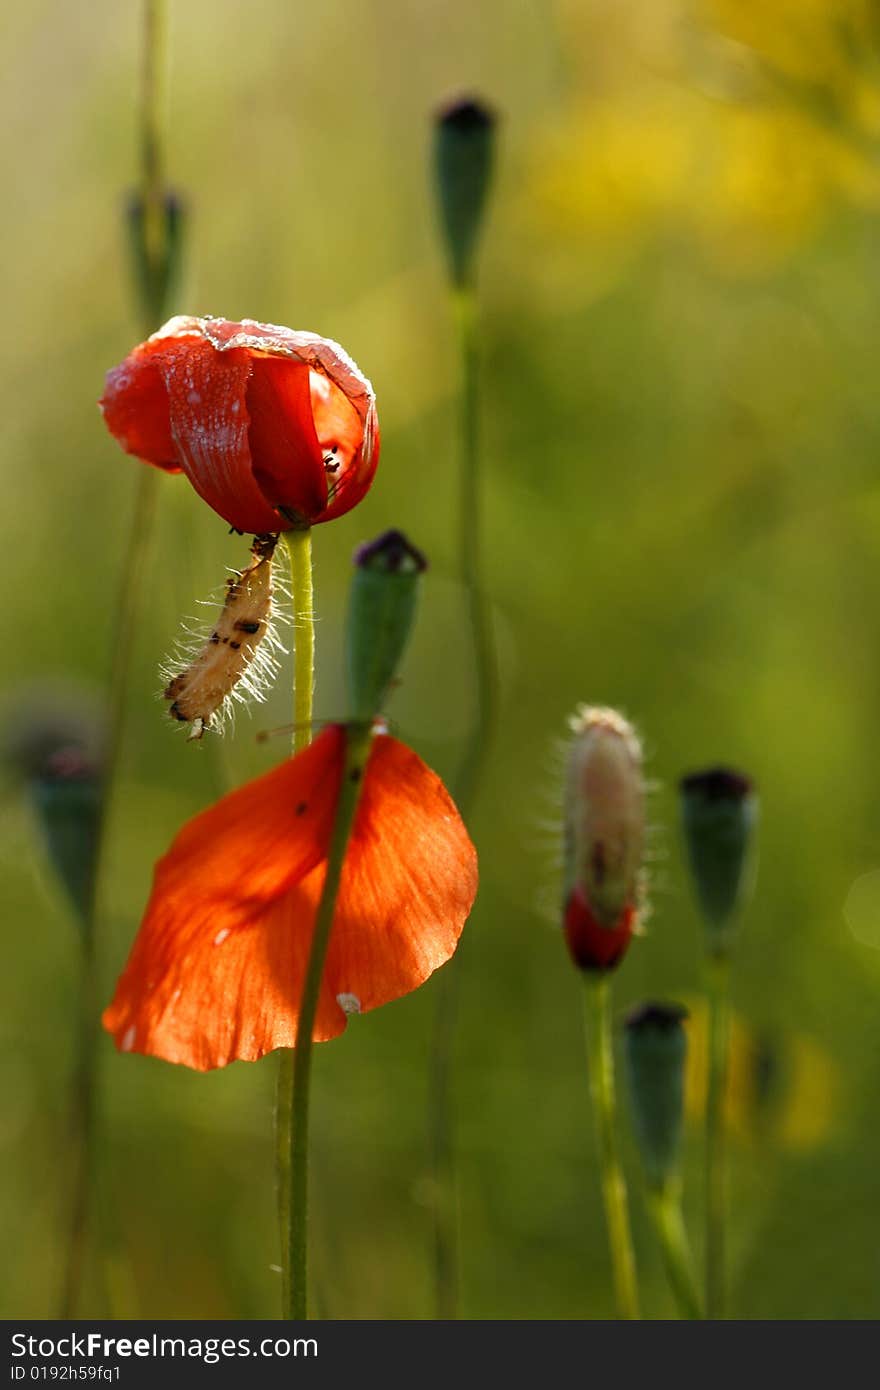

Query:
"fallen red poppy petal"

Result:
[[103, 726, 478, 1070]]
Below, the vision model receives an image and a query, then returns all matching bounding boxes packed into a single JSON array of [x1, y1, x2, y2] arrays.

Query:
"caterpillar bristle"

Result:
[[159, 534, 284, 741]]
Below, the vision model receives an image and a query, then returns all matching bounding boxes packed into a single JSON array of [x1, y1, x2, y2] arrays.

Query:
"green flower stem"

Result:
[[61, 0, 171, 1319], [428, 282, 499, 1320], [451, 284, 498, 813], [140, 0, 167, 259], [705, 954, 730, 1318], [276, 527, 321, 1320], [583, 976, 640, 1320], [288, 724, 371, 1320], [646, 1184, 703, 1319]]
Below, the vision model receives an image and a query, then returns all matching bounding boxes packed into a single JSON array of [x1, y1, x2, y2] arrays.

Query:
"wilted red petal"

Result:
[[246, 357, 328, 523], [159, 338, 284, 534], [564, 886, 635, 972], [100, 338, 182, 472], [320, 733, 477, 1014], [100, 316, 380, 531], [102, 727, 477, 1070]]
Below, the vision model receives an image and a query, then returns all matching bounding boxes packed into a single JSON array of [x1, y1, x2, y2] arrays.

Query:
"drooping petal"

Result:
[[100, 316, 380, 531], [315, 732, 477, 1014], [245, 356, 328, 523], [100, 336, 184, 471], [102, 726, 345, 1069], [102, 728, 477, 1070], [159, 337, 284, 534], [199, 317, 380, 524]]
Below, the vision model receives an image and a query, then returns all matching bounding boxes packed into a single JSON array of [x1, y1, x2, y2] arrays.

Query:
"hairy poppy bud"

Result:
[[347, 530, 427, 722], [680, 767, 757, 956], [433, 97, 497, 289], [624, 1002, 688, 1191], [563, 707, 645, 972], [126, 189, 186, 329]]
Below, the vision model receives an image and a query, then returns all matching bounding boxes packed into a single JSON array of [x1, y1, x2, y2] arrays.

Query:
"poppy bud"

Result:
[[347, 530, 427, 722], [563, 707, 645, 972], [679, 767, 757, 956], [29, 746, 103, 930], [126, 189, 186, 328], [433, 97, 497, 289], [624, 1002, 688, 1191]]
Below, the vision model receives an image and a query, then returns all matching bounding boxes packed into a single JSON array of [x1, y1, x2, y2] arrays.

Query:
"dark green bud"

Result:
[[347, 530, 427, 722], [29, 746, 103, 930], [680, 767, 757, 955], [623, 1002, 688, 1191], [433, 97, 497, 289], [126, 188, 186, 329]]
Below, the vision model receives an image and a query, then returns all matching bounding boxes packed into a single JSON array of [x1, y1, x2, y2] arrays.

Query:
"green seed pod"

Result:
[[623, 1002, 688, 1191], [347, 530, 427, 723], [433, 97, 497, 289], [680, 767, 757, 956], [29, 747, 103, 930], [126, 188, 186, 328]]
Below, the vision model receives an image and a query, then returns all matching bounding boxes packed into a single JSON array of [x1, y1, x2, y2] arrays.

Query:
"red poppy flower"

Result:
[[100, 316, 379, 533], [102, 725, 477, 1070]]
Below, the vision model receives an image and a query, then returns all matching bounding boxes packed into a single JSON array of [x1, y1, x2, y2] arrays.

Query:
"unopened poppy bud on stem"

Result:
[[126, 189, 186, 327], [347, 530, 427, 723], [679, 768, 757, 957], [624, 1003, 688, 1191], [563, 707, 645, 972], [433, 97, 497, 289], [30, 746, 104, 931]]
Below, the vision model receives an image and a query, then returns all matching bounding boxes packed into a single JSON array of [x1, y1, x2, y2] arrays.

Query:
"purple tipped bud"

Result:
[[680, 766, 757, 955], [348, 530, 426, 722], [624, 1002, 688, 1190], [126, 187, 186, 329], [433, 95, 497, 288]]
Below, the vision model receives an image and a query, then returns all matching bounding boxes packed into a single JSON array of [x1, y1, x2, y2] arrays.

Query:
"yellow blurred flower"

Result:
[[702, 0, 875, 90], [683, 998, 839, 1152], [525, 0, 880, 280]]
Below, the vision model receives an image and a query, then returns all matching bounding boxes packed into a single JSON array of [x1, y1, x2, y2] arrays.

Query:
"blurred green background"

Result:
[[4, 0, 880, 1319]]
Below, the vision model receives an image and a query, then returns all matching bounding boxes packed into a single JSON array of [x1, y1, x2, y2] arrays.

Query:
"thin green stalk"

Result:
[[705, 955, 730, 1318], [583, 976, 640, 1320], [59, 927, 100, 1317], [428, 282, 499, 1320], [276, 528, 317, 1320], [141, 0, 166, 225], [646, 1185, 703, 1320], [60, 0, 170, 1318], [288, 724, 371, 1320], [451, 284, 499, 813]]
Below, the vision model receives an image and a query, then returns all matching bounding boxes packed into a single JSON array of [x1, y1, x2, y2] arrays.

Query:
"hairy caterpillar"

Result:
[[163, 533, 283, 740]]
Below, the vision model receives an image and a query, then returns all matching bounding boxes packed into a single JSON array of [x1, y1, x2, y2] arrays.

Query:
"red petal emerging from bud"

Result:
[[563, 706, 645, 974], [564, 886, 635, 972], [100, 316, 379, 533]]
